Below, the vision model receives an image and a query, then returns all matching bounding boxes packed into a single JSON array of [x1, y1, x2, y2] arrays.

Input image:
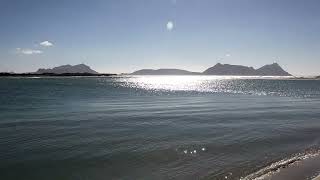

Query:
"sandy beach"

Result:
[[254, 152, 320, 180], [314, 175, 320, 180]]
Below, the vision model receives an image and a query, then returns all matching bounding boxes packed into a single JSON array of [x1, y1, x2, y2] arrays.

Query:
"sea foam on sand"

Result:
[[242, 150, 320, 180]]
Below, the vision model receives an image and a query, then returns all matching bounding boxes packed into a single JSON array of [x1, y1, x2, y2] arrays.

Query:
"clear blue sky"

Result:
[[1, 0, 320, 75]]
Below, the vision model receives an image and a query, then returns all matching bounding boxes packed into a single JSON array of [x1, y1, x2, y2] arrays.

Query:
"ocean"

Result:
[[0, 76, 320, 180]]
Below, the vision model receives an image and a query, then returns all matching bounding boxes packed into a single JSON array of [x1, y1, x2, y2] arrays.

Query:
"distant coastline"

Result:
[[131, 63, 292, 76], [0, 64, 116, 77], [0, 72, 116, 77], [2, 63, 320, 78]]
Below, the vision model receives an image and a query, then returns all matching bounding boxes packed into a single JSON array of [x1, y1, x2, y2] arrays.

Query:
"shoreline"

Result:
[[314, 175, 320, 180], [243, 150, 320, 180], [1, 73, 320, 80]]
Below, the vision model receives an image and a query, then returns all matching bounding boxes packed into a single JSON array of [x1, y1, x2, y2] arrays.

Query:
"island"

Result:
[[0, 64, 116, 77], [203, 63, 291, 76], [0, 63, 294, 77], [202, 63, 256, 75], [35, 64, 98, 74], [131, 63, 292, 76]]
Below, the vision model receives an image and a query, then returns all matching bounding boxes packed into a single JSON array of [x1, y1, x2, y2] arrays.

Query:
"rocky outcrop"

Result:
[[203, 63, 291, 76], [36, 64, 98, 74]]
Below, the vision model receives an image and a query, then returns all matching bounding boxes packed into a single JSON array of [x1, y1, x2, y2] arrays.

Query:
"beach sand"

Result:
[[314, 175, 320, 180], [260, 153, 320, 180]]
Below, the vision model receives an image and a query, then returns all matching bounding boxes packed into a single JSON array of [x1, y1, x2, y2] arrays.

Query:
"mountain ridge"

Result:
[[35, 64, 98, 74], [203, 63, 291, 76], [131, 63, 292, 76], [203, 63, 257, 75], [256, 63, 291, 76]]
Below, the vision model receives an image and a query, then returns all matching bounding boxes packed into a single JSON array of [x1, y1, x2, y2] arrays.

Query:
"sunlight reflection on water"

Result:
[[115, 75, 296, 96]]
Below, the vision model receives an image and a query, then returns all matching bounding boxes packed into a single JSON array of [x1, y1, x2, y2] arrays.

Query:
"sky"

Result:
[[1, 0, 320, 75]]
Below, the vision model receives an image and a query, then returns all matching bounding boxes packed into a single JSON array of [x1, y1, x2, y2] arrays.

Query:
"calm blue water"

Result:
[[0, 76, 320, 180]]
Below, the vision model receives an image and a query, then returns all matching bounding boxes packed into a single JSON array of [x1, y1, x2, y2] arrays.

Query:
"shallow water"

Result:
[[0, 76, 320, 180]]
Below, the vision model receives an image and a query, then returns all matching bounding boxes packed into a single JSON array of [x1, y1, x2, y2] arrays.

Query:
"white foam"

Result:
[[241, 150, 320, 180]]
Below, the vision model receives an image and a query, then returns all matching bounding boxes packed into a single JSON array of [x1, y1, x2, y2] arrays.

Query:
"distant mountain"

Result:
[[131, 63, 292, 76], [256, 63, 291, 76], [131, 69, 201, 75], [203, 63, 291, 76], [36, 64, 98, 74], [203, 63, 257, 75]]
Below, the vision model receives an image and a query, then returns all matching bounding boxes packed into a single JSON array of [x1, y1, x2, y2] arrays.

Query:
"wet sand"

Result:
[[314, 175, 320, 180], [242, 151, 320, 180], [261, 153, 320, 180]]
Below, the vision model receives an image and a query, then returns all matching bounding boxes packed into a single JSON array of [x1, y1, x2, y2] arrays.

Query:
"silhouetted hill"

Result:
[[131, 69, 201, 75], [36, 64, 98, 74], [203, 63, 257, 75], [132, 63, 291, 76], [203, 63, 291, 76], [256, 63, 291, 76], [0, 72, 115, 77]]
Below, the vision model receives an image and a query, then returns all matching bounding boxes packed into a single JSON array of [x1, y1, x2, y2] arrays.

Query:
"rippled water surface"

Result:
[[0, 76, 320, 180]]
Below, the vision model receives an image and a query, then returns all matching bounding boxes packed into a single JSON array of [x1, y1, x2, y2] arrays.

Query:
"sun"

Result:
[[166, 21, 174, 31]]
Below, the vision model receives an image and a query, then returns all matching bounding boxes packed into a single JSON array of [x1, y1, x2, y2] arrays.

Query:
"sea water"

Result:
[[1, 76, 320, 180]]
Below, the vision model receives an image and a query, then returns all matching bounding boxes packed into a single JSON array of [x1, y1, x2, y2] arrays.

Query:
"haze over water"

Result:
[[1, 76, 320, 180]]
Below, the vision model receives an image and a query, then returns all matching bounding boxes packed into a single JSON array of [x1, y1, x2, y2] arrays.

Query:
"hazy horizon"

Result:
[[1, 0, 320, 76], [0, 62, 294, 75]]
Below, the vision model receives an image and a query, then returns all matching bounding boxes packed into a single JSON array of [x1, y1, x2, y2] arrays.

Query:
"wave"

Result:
[[242, 150, 320, 180]]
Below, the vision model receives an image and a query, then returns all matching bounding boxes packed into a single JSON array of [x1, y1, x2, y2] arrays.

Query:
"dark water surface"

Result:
[[1, 76, 320, 180]]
